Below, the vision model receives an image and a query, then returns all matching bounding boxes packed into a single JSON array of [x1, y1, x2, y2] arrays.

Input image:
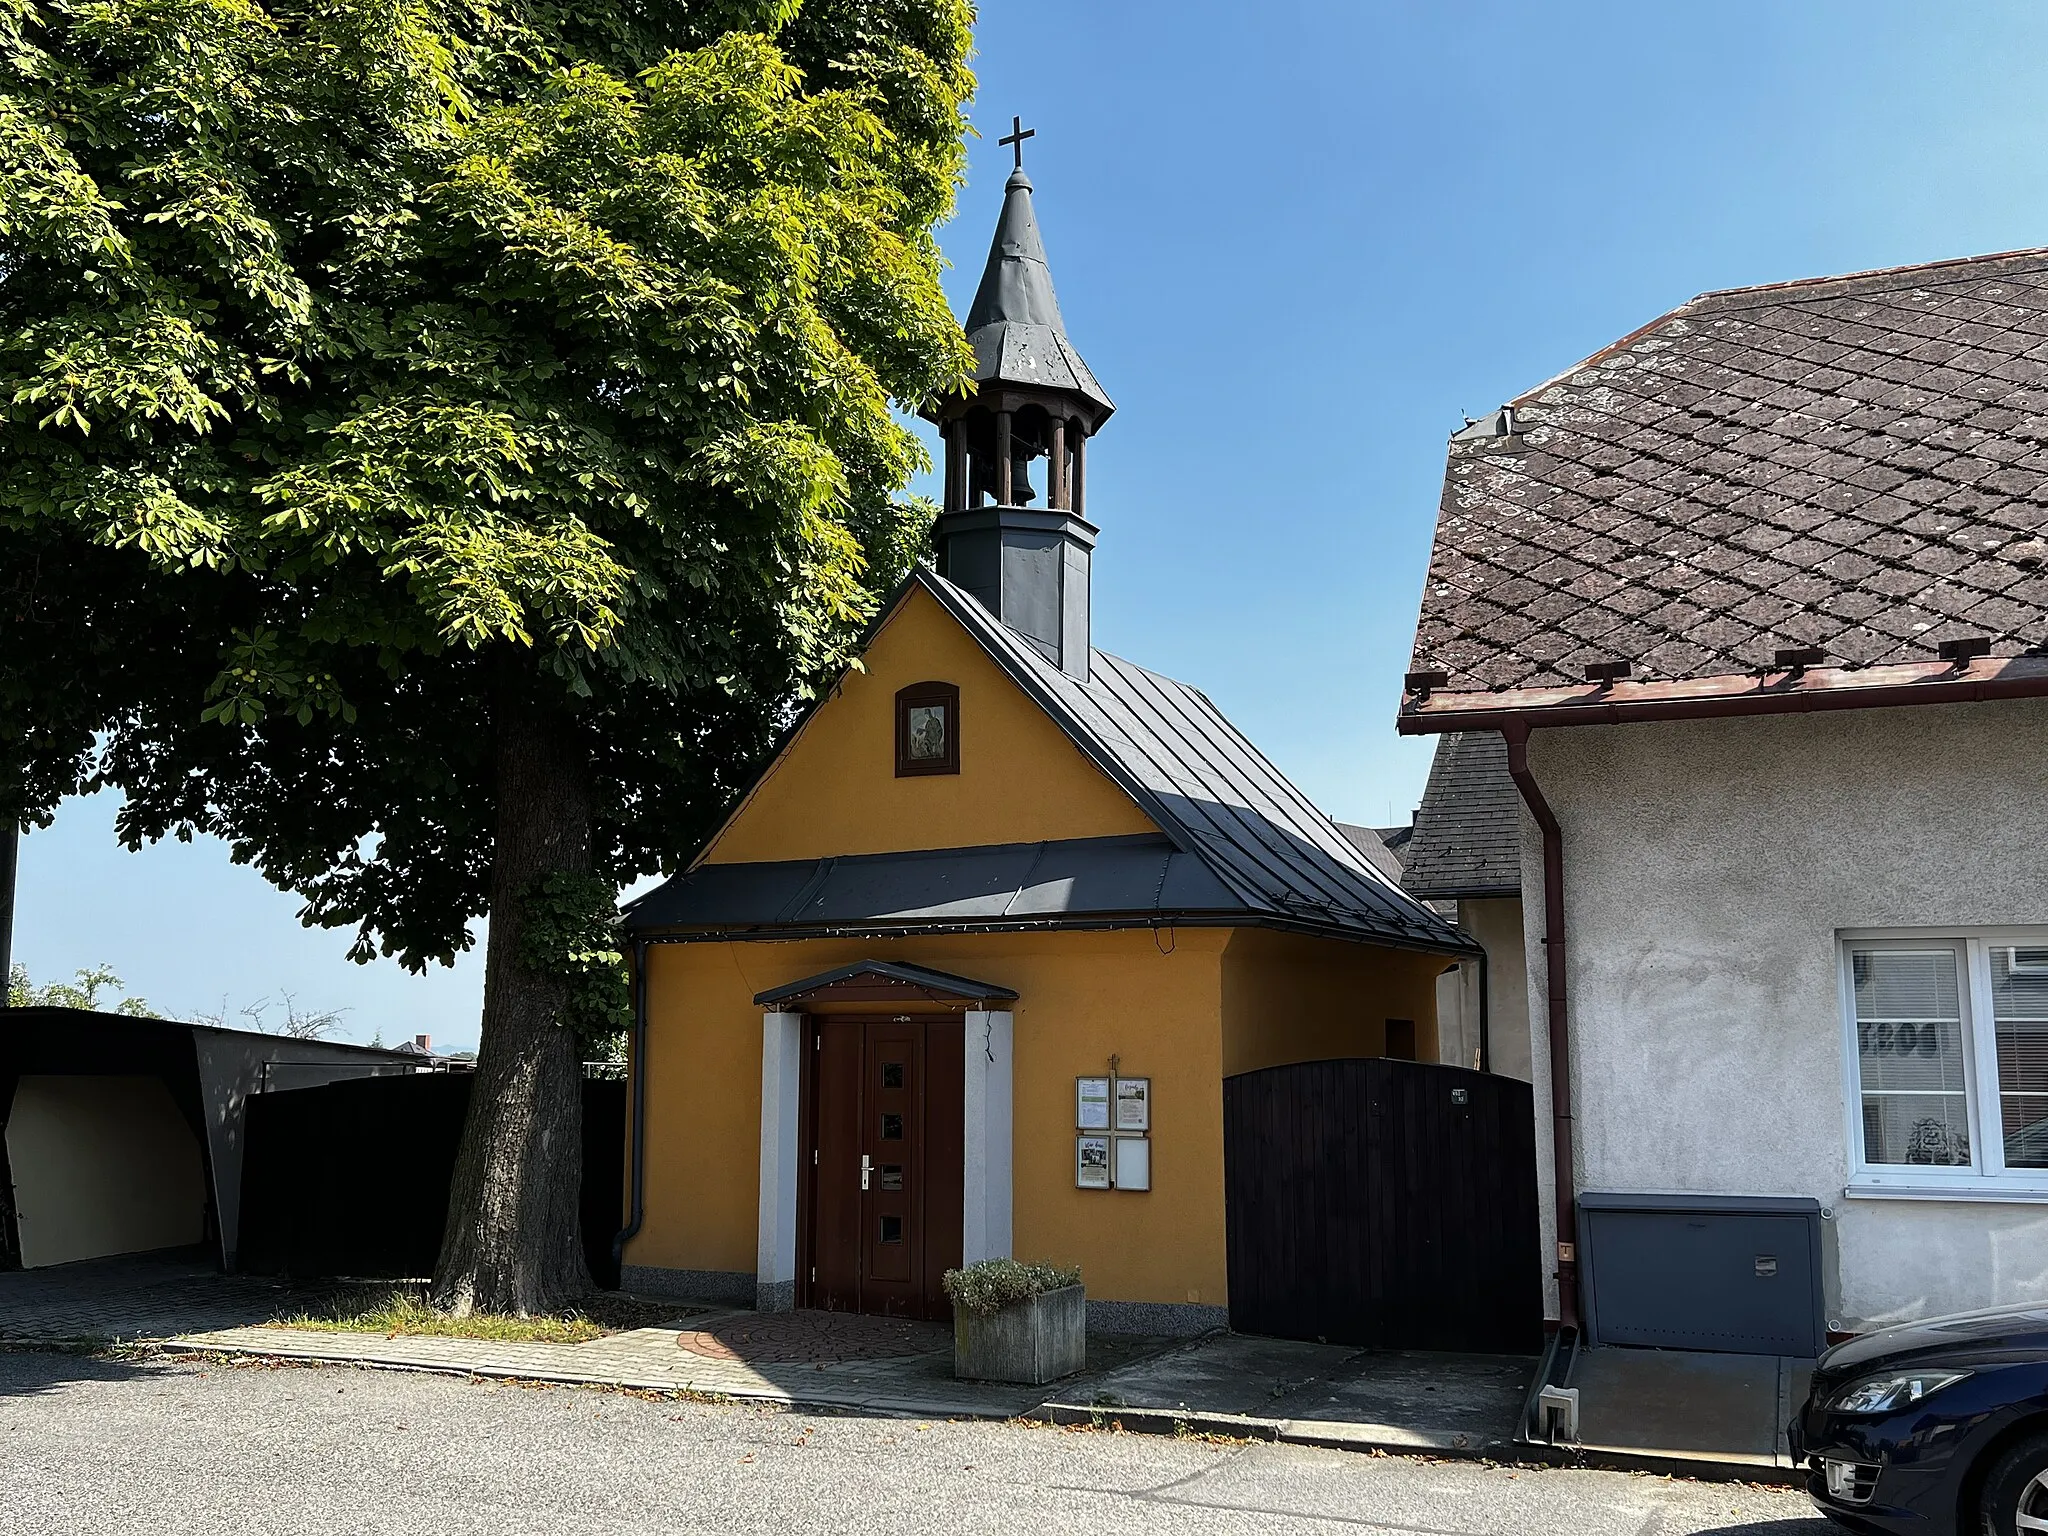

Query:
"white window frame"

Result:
[[1841, 928, 2048, 1202]]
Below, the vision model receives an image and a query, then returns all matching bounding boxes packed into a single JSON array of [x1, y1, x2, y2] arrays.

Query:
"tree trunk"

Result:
[[432, 664, 593, 1316]]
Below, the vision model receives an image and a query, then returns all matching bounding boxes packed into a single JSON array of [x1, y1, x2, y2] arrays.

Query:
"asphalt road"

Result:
[[0, 1349, 1831, 1536]]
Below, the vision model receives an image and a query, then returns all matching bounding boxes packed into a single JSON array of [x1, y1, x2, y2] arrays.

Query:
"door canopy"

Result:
[[752, 961, 1017, 1013]]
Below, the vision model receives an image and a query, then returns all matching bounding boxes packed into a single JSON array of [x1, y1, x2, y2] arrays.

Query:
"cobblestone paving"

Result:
[[0, 1252, 334, 1343], [678, 1309, 951, 1363]]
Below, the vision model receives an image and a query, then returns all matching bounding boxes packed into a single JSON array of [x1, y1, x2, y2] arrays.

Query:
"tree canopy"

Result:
[[1, 0, 978, 1307], [2, 0, 974, 956]]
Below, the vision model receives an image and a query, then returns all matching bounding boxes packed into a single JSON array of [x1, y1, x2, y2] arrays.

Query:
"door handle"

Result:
[[861, 1154, 872, 1191]]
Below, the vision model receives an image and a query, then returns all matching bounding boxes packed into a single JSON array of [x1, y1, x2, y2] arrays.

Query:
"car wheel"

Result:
[[1980, 1431, 2048, 1534]]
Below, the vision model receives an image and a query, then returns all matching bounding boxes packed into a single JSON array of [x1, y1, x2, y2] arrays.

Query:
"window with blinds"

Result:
[[1851, 947, 1970, 1168], [1993, 947, 2048, 1169], [1845, 934, 2048, 1190]]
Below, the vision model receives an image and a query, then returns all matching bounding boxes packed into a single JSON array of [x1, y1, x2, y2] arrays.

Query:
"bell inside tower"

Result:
[[947, 402, 1087, 515]]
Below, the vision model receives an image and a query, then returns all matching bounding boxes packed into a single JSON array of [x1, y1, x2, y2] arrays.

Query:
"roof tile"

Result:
[[1411, 249, 2048, 691]]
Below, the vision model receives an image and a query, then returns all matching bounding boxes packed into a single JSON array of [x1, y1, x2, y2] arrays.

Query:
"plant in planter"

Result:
[[944, 1259, 1086, 1385]]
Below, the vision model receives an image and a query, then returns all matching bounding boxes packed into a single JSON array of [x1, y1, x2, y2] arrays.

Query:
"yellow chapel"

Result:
[[617, 160, 1473, 1334]]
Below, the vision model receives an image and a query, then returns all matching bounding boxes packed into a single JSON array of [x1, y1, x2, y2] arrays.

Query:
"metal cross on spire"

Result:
[[998, 114, 1035, 170]]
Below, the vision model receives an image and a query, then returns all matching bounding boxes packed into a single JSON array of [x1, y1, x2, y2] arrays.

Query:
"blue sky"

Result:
[[17, 0, 2048, 1045]]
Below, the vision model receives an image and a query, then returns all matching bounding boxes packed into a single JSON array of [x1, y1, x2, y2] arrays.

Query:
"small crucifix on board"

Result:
[[999, 115, 1035, 170]]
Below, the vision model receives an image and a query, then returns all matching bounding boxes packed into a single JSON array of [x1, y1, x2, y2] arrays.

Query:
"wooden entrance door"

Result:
[[802, 1016, 963, 1320]]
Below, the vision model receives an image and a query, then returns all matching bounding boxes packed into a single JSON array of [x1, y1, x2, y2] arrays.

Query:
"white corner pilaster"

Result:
[[756, 1011, 803, 1312], [962, 1009, 1014, 1265]]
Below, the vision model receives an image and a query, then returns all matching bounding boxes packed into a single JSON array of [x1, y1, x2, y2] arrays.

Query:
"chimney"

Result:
[[415, 1034, 431, 1052]]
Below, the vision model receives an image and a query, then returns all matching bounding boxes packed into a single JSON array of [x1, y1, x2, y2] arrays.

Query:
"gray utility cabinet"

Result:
[[1578, 1193, 1824, 1358]]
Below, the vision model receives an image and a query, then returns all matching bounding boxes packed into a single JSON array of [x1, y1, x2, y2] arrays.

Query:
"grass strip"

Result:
[[272, 1285, 692, 1344]]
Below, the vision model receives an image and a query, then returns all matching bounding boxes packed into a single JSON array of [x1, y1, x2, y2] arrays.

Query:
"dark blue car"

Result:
[[1795, 1303, 2048, 1533]]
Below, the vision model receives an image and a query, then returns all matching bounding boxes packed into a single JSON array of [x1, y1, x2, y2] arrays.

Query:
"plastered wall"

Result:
[[1219, 927, 1447, 1076], [1432, 899, 1530, 1079], [5, 1074, 207, 1268], [699, 584, 1156, 865], [632, 925, 1443, 1309], [1519, 698, 2048, 1329], [631, 930, 1232, 1307]]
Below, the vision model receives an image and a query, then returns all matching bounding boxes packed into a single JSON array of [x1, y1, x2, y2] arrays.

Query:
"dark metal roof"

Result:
[[629, 834, 1234, 934], [1400, 732, 1523, 900], [0, 1005, 419, 1060], [963, 169, 1112, 417], [920, 572, 1463, 951], [1405, 246, 2048, 713], [753, 962, 1018, 1009], [628, 573, 1472, 956]]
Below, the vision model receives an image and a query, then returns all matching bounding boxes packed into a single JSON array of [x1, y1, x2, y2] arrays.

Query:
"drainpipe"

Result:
[[610, 938, 649, 1281], [1502, 723, 1580, 1332], [1477, 944, 1491, 1076]]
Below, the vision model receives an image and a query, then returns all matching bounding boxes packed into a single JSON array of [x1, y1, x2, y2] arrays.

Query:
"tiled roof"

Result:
[[1399, 733, 1522, 900], [1335, 822, 1409, 883], [1408, 248, 2048, 702]]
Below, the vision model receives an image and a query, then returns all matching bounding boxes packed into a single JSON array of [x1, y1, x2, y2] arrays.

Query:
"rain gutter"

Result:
[[626, 911, 1482, 961], [1396, 656, 2048, 735], [1501, 722, 1579, 1333]]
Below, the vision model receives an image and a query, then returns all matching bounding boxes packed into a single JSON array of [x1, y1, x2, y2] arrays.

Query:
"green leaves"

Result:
[[199, 626, 358, 725], [516, 869, 627, 1049], [0, 0, 976, 972]]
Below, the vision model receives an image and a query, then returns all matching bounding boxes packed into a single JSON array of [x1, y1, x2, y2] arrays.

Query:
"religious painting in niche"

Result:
[[909, 704, 947, 758], [895, 682, 960, 777]]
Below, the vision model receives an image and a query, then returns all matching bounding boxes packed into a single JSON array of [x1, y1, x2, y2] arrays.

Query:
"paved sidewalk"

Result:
[[163, 1307, 1176, 1420], [1042, 1334, 1535, 1457], [1572, 1347, 1814, 1473], [1, 1256, 1815, 1479]]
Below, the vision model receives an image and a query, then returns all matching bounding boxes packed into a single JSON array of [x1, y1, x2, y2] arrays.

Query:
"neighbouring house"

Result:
[[1338, 746, 1529, 1081], [1402, 246, 2048, 1350], [1400, 732, 1530, 1083], [0, 1007, 418, 1271], [617, 163, 1478, 1336]]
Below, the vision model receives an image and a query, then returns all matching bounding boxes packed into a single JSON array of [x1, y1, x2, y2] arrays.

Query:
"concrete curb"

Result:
[[1544, 1442, 1804, 1487], [152, 1337, 1023, 1422], [149, 1335, 1806, 1483], [1035, 1399, 1531, 1463], [1034, 1396, 1801, 1483], [1031, 1402, 1282, 1441]]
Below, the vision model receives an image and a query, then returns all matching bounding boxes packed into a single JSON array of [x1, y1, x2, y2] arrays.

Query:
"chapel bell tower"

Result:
[[927, 118, 1113, 681]]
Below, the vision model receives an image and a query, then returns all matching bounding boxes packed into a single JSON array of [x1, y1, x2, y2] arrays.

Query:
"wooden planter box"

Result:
[[952, 1284, 1086, 1384]]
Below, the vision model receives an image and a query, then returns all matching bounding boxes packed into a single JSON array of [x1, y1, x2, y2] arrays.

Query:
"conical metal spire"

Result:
[[960, 169, 1112, 416], [967, 168, 1064, 332]]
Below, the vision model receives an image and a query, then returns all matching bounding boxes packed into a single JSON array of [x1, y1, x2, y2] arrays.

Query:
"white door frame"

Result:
[[754, 1007, 1013, 1311]]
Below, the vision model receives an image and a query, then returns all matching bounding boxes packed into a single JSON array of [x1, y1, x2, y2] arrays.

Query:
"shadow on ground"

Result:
[[0, 1342, 178, 1399]]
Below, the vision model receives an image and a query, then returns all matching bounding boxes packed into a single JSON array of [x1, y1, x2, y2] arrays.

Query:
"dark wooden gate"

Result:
[[239, 1073, 627, 1289], [1223, 1057, 1541, 1353]]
